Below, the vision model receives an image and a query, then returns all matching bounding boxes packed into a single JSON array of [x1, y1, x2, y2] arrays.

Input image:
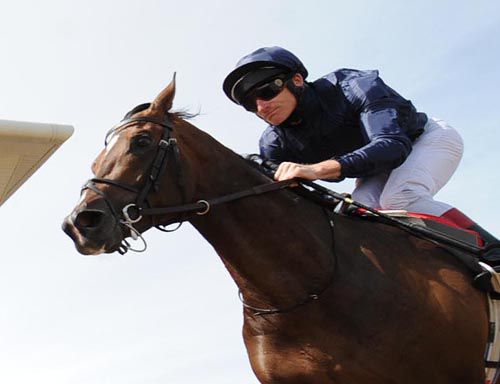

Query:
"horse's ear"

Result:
[[151, 72, 176, 113]]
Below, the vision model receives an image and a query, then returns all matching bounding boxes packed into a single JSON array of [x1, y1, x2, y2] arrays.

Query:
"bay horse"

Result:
[[62, 77, 489, 383]]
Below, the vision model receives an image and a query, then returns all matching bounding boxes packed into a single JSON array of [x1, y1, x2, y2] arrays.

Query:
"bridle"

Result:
[[80, 105, 338, 316], [81, 107, 297, 254], [82, 111, 182, 252]]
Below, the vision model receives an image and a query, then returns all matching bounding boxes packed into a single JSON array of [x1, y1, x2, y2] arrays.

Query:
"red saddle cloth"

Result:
[[356, 209, 484, 247]]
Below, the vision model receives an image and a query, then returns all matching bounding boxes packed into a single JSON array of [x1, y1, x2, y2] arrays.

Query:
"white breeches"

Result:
[[351, 118, 464, 216]]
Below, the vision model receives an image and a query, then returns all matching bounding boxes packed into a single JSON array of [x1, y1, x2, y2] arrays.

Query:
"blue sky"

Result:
[[0, 1, 499, 383]]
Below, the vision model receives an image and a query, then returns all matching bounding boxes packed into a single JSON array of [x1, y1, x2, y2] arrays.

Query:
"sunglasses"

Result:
[[241, 76, 288, 112]]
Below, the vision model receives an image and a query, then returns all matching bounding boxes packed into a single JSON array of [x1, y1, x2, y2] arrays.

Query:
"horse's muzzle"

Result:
[[62, 207, 123, 255]]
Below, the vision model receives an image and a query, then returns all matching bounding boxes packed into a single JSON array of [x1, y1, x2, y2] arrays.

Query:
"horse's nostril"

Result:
[[74, 210, 105, 229]]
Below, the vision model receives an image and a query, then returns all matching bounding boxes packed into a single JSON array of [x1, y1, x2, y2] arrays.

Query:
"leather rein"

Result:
[[82, 113, 297, 255], [80, 109, 340, 317]]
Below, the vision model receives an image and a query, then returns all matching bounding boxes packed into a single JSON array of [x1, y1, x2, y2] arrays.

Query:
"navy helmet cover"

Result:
[[223, 46, 308, 104]]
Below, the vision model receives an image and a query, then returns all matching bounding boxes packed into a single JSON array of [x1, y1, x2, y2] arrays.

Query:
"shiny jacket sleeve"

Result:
[[336, 70, 414, 178], [259, 126, 286, 164]]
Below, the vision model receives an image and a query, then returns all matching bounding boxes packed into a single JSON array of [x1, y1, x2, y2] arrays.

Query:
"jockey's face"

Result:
[[255, 74, 303, 126]]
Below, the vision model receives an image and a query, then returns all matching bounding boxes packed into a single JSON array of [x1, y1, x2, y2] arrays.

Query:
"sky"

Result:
[[0, 1, 499, 383]]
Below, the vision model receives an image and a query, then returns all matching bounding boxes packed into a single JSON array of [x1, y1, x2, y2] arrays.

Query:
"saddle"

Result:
[[354, 208, 483, 245]]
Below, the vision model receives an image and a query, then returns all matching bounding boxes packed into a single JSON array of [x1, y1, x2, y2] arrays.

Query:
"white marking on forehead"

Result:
[[105, 131, 121, 154]]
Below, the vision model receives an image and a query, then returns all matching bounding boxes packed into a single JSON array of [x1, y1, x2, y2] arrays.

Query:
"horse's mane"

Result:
[[171, 109, 199, 120]]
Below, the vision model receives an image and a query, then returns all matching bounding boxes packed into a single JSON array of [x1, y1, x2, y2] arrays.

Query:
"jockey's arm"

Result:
[[274, 159, 342, 182]]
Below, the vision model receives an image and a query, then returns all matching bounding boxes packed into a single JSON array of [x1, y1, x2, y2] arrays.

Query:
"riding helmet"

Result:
[[223, 46, 308, 106]]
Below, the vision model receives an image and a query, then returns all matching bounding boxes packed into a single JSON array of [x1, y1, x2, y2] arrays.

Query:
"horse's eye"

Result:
[[133, 135, 152, 148]]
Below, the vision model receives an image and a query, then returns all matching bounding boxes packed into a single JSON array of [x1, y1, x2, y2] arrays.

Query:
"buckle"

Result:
[[159, 138, 177, 149]]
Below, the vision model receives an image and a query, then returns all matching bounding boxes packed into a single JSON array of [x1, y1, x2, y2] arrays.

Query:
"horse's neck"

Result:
[[179, 124, 334, 307], [192, 181, 334, 308]]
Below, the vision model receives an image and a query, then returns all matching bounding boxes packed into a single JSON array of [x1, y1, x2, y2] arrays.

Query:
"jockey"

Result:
[[223, 46, 500, 260]]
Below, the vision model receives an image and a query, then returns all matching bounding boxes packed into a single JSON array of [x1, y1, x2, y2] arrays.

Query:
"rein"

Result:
[[83, 109, 492, 318], [83, 112, 298, 254], [139, 179, 295, 216], [82, 110, 339, 316]]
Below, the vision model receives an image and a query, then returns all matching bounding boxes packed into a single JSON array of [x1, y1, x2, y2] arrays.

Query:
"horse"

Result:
[[62, 77, 489, 383]]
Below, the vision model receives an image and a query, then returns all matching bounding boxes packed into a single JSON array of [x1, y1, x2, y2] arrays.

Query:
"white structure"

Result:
[[0, 119, 73, 206]]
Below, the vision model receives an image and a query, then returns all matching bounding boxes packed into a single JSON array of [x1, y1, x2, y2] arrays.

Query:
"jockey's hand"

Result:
[[274, 160, 342, 182]]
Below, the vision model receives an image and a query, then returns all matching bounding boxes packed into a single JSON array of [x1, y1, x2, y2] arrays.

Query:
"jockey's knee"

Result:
[[379, 188, 423, 211], [379, 188, 450, 216]]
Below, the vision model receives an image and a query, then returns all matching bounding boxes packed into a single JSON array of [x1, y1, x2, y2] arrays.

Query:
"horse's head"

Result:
[[63, 76, 193, 255]]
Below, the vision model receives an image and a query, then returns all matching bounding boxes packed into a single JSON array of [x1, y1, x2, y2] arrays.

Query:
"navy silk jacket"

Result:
[[259, 69, 428, 179]]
